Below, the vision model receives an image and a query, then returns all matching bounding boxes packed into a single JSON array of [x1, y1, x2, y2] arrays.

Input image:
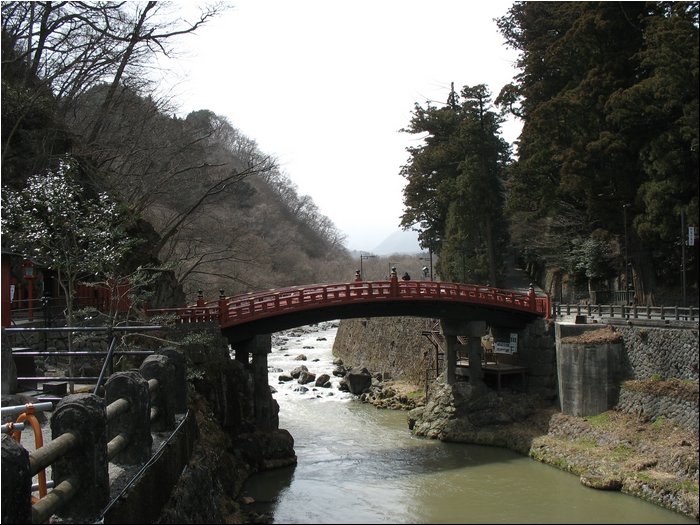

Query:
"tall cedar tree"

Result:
[[497, 1, 698, 304], [400, 84, 510, 285]]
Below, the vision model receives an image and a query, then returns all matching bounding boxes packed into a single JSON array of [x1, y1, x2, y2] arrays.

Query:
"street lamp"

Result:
[[359, 253, 377, 281], [419, 251, 433, 281]]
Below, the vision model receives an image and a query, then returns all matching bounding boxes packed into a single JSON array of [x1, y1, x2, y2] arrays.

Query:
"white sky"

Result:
[[165, 0, 521, 252]]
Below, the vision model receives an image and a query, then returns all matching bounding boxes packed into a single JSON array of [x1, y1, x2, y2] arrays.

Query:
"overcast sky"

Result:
[[165, 0, 521, 252]]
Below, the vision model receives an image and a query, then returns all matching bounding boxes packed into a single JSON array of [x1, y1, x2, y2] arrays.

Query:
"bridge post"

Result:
[[231, 335, 275, 430], [139, 354, 176, 431], [105, 371, 152, 464], [441, 319, 487, 386], [51, 393, 109, 522], [1, 434, 32, 523], [528, 284, 536, 311], [390, 267, 398, 296], [157, 347, 187, 413], [218, 289, 228, 324]]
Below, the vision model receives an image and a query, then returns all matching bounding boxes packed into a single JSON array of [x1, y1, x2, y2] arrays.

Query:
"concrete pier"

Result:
[[555, 323, 624, 416]]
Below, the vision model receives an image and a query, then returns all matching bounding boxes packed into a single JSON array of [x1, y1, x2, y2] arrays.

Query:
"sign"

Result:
[[494, 342, 514, 354], [690, 226, 696, 247]]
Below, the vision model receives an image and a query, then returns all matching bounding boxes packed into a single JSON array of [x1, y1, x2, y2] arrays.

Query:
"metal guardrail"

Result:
[[6, 325, 164, 396]]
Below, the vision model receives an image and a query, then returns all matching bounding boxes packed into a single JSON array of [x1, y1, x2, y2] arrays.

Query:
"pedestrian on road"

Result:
[[401, 272, 411, 281]]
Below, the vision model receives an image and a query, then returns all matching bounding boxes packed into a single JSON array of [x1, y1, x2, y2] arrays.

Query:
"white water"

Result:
[[268, 320, 354, 405], [243, 321, 696, 524]]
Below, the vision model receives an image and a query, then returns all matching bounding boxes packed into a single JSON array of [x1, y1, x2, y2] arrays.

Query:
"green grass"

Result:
[[650, 415, 667, 429], [577, 436, 598, 448], [635, 472, 654, 483], [611, 443, 634, 461], [676, 480, 699, 494], [585, 412, 610, 428]]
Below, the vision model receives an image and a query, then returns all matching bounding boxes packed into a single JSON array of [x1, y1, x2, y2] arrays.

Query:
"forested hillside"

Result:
[[1, 2, 352, 309], [401, 2, 698, 306]]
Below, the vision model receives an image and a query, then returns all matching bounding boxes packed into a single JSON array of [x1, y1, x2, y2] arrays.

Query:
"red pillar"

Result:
[[27, 279, 33, 321], [390, 267, 398, 297], [1, 259, 11, 327], [218, 290, 227, 325]]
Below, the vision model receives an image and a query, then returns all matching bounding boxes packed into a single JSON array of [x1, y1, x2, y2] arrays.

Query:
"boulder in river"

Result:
[[291, 365, 308, 378], [298, 371, 316, 385], [345, 367, 373, 395], [314, 373, 331, 387]]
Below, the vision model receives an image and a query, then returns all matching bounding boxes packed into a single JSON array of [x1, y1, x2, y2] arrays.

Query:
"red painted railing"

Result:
[[146, 280, 551, 327]]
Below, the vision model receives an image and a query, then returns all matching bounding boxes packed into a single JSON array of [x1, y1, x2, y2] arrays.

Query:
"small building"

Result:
[[1, 250, 131, 328]]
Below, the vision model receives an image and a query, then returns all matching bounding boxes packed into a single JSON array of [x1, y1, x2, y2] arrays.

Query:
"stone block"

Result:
[[42, 381, 67, 396]]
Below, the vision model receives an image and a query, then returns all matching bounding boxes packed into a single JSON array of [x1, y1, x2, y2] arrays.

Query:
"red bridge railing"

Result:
[[146, 280, 551, 327]]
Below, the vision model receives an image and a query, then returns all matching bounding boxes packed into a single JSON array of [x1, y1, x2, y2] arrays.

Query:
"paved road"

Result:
[[499, 256, 541, 295]]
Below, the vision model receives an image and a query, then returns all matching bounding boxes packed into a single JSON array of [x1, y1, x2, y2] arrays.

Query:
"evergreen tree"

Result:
[[497, 1, 698, 303], [400, 85, 510, 284]]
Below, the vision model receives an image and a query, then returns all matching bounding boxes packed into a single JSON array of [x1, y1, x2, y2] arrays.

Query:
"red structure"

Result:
[[147, 280, 551, 330], [1, 251, 133, 327], [21, 260, 36, 321]]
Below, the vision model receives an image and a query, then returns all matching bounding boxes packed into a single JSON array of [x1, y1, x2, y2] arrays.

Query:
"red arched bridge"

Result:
[[147, 280, 551, 343]]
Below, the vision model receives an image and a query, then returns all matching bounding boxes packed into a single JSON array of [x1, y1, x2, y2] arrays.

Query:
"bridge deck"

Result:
[[147, 280, 550, 334]]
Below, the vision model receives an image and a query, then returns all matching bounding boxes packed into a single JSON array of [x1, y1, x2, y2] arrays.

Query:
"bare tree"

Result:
[[1, 1, 227, 163]]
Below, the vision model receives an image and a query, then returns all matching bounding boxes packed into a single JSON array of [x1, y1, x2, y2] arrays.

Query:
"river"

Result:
[[241, 321, 696, 524]]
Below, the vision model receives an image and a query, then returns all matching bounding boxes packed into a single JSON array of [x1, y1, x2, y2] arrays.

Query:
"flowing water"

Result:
[[242, 321, 696, 524]]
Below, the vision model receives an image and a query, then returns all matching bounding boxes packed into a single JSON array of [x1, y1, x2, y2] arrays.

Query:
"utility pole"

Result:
[[623, 204, 631, 304], [359, 253, 376, 281], [681, 209, 687, 307]]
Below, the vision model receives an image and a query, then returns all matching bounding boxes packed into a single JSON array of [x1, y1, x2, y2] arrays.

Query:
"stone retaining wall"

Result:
[[614, 325, 699, 381], [332, 317, 434, 385], [332, 317, 559, 395], [335, 317, 698, 431], [614, 325, 699, 434], [616, 384, 699, 433]]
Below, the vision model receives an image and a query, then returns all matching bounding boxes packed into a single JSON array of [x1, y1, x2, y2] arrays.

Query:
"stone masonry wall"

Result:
[[509, 318, 558, 398], [334, 317, 698, 431], [613, 325, 698, 434], [332, 317, 560, 394], [332, 317, 434, 385], [614, 325, 699, 381], [616, 385, 699, 433]]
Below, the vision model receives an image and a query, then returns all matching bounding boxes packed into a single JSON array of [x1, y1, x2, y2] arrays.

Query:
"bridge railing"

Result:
[[553, 303, 698, 323], [1, 351, 187, 524], [146, 280, 551, 327]]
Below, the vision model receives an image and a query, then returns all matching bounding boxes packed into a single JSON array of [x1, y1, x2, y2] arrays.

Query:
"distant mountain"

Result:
[[372, 230, 422, 255]]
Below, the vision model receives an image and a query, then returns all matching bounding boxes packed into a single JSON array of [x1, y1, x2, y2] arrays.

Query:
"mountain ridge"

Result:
[[371, 229, 422, 256]]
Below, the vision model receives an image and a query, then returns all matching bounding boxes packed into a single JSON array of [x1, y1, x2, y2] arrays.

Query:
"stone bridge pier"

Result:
[[230, 334, 275, 431], [440, 319, 488, 385]]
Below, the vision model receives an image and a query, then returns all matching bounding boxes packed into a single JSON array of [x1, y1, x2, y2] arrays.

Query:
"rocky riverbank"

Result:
[[159, 320, 697, 523], [357, 375, 699, 521]]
